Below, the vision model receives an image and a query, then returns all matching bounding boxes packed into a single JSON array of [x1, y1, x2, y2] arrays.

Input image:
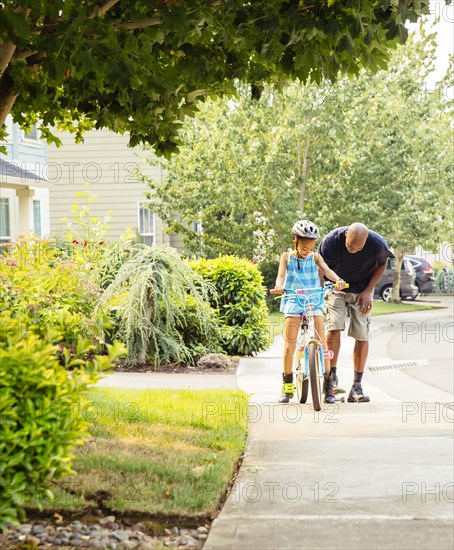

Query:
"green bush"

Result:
[[0, 236, 106, 348], [258, 261, 280, 312], [435, 267, 454, 294], [99, 244, 222, 366], [174, 294, 223, 358], [0, 325, 125, 529], [191, 255, 269, 355]]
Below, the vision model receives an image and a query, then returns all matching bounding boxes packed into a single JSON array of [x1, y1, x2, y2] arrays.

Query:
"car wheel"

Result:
[[380, 285, 393, 302]]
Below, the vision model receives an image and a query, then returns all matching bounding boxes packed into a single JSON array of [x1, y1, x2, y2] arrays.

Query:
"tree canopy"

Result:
[[143, 22, 452, 260], [0, 0, 445, 156]]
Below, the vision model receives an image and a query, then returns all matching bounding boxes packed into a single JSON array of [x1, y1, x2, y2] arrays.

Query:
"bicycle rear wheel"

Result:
[[295, 351, 308, 404], [308, 342, 322, 411]]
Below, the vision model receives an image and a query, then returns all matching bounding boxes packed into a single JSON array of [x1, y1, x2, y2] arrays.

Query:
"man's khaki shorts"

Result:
[[324, 292, 371, 341]]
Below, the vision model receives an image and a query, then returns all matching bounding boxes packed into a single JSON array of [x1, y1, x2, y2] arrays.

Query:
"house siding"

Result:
[[47, 129, 168, 243], [0, 116, 50, 239]]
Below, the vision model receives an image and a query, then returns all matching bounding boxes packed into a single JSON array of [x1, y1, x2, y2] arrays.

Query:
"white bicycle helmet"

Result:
[[291, 219, 320, 239]]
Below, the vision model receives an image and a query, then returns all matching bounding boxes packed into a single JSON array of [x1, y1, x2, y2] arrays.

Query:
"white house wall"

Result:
[[47, 129, 167, 243]]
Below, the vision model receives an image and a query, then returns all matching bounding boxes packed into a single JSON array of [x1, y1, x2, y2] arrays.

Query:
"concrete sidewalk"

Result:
[[204, 305, 454, 550]]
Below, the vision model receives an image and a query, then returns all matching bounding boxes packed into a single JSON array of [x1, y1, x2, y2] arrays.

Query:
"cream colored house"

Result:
[[47, 128, 182, 247], [0, 116, 50, 242]]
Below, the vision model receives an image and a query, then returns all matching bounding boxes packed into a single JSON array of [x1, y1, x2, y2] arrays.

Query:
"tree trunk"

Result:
[[0, 72, 17, 127], [297, 138, 311, 213], [391, 247, 412, 303], [391, 253, 403, 303]]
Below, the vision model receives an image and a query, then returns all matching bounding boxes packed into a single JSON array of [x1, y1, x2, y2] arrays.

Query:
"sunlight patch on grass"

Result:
[[28, 388, 249, 516]]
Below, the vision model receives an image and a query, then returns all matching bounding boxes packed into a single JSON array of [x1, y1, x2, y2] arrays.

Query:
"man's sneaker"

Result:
[[323, 372, 336, 404], [279, 382, 295, 404], [347, 383, 370, 403]]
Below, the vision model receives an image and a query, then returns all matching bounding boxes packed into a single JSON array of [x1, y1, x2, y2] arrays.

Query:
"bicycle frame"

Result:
[[272, 285, 337, 409], [289, 287, 334, 379]]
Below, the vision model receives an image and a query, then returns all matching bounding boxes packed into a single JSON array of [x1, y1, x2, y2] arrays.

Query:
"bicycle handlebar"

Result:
[[270, 283, 349, 311], [270, 282, 349, 295]]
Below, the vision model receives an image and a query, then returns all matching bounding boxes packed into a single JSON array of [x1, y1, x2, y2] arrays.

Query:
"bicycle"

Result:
[[271, 283, 348, 411]]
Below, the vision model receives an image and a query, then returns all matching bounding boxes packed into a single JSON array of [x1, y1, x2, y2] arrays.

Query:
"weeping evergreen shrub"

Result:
[[190, 256, 269, 356], [98, 244, 222, 366]]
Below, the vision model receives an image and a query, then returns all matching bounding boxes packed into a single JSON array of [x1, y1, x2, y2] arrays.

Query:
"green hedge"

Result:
[[258, 261, 280, 312], [0, 237, 105, 348], [0, 324, 125, 529], [435, 267, 454, 294], [191, 255, 269, 355]]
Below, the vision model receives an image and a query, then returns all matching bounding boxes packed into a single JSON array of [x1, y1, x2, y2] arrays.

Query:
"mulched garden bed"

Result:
[[112, 353, 240, 375]]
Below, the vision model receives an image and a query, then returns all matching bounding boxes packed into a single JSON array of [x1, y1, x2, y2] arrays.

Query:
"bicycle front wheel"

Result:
[[295, 351, 308, 404], [308, 342, 322, 411]]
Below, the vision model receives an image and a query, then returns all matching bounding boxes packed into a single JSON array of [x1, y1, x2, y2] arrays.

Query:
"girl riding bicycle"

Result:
[[274, 220, 346, 404]]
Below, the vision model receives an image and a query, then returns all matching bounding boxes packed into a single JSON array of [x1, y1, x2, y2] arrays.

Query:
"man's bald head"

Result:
[[345, 223, 369, 254]]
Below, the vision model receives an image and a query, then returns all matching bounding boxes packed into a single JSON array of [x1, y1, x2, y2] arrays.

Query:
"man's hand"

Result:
[[355, 291, 373, 315]]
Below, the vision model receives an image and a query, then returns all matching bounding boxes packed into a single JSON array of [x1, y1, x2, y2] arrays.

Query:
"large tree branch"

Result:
[[114, 17, 162, 31], [0, 72, 18, 127], [90, 0, 122, 19], [0, 41, 17, 77]]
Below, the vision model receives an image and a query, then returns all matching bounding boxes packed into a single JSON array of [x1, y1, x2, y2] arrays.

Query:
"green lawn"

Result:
[[370, 300, 445, 315], [26, 387, 249, 517]]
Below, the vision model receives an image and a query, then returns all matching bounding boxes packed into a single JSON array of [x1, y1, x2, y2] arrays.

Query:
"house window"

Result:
[[33, 200, 42, 236], [0, 198, 11, 240], [22, 124, 40, 144], [138, 201, 155, 245]]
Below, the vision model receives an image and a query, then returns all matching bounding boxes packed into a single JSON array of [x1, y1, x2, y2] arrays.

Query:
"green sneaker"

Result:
[[279, 382, 295, 404]]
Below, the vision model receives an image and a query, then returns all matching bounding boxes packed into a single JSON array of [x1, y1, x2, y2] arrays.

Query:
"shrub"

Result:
[[258, 261, 280, 312], [435, 267, 454, 294], [0, 236, 105, 348], [191, 255, 269, 355], [98, 244, 222, 366], [0, 325, 125, 530]]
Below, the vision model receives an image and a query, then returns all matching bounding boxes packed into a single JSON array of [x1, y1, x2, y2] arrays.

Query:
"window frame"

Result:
[[21, 124, 41, 147], [137, 201, 156, 243], [33, 199, 42, 236], [0, 197, 12, 240]]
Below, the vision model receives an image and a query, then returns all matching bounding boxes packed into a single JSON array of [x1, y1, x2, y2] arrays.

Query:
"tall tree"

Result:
[[312, 24, 453, 298], [143, 21, 452, 266], [143, 88, 299, 259], [0, 0, 443, 156]]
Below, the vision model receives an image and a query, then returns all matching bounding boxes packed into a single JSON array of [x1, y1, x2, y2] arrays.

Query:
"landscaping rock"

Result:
[[0, 517, 210, 549]]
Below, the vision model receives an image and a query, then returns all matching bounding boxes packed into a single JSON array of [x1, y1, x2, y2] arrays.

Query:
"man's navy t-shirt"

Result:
[[318, 227, 394, 293]]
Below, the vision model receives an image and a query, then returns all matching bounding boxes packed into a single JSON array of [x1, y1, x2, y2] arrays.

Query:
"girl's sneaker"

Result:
[[279, 373, 294, 403], [279, 382, 295, 403], [323, 372, 336, 404]]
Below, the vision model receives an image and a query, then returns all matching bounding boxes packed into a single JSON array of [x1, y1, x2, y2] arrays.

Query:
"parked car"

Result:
[[374, 257, 419, 302], [407, 255, 435, 295]]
